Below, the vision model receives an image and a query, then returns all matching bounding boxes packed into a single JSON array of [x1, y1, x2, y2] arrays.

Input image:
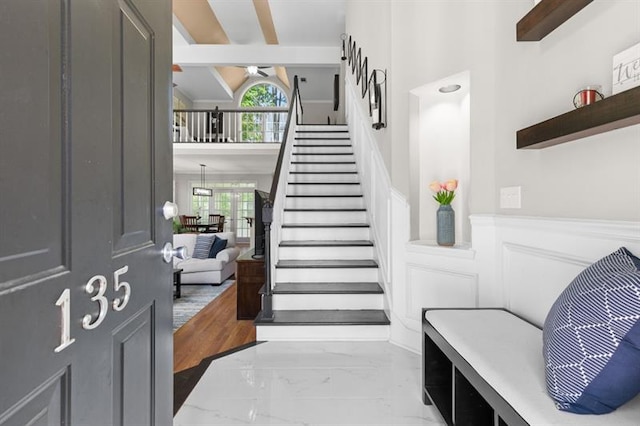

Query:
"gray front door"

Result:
[[0, 0, 173, 424]]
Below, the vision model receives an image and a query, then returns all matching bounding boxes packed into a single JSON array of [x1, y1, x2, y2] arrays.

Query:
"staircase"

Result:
[[255, 124, 390, 341]]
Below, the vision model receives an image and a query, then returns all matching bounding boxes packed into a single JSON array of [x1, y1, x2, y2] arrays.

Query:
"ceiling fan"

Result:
[[239, 65, 271, 77]]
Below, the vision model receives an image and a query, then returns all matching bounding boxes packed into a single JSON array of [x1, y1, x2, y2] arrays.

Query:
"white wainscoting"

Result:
[[345, 79, 394, 310], [472, 215, 640, 328], [344, 76, 640, 354], [390, 216, 640, 353]]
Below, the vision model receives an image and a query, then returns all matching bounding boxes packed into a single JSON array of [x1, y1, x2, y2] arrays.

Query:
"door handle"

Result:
[[162, 243, 188, 264], [162, 201, 179, 220]]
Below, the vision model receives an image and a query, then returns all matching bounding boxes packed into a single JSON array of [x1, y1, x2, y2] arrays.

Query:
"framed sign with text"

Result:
[[612, 42, 640, 95]]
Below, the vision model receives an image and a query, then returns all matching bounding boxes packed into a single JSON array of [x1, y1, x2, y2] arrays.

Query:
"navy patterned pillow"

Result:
[[542, 247, 640, 414], [208, 236, 227, 258], [193, 234, 215, 259]]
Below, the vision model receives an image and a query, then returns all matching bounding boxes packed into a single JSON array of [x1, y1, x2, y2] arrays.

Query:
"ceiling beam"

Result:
[[174, 45, 340, 67]]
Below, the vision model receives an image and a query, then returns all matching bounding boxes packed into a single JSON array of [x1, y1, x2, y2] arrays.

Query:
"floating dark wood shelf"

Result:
[[516, 0, 593, 41], [517, 86, 640, 149]]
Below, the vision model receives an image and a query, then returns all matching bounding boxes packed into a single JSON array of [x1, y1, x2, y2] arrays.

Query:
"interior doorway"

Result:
[[191, 182, 255, 243]]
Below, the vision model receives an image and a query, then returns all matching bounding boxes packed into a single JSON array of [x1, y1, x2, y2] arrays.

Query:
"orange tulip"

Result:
[[445, 179, 458, 191], [429, 181, 442, 193]]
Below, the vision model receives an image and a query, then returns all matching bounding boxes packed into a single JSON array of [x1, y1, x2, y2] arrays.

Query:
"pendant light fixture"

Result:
[[193, 164, 212, 196]]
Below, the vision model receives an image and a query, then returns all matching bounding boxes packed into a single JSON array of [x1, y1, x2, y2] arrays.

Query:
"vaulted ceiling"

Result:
[[172, 0, 346, 103]]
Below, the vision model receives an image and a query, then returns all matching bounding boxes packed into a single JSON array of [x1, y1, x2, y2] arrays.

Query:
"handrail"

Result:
[[259, 75, 301, 321], [175, 107, 288, 113], [269, 75, 301, 202]]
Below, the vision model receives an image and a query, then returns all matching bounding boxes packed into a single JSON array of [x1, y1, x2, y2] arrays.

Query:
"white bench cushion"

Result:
[[425, 309, 640, 425], [177, 258, 223, 273]]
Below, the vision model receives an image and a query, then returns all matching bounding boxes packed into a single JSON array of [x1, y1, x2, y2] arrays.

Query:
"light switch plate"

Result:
[[500, 186, 522, 209]]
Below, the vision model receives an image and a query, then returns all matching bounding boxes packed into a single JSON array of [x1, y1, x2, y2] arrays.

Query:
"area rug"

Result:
[[173, 279, 234, 332]]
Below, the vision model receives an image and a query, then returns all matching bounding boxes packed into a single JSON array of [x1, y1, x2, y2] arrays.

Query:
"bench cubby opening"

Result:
[[454, 367, 494, 426], [422, 328, 453, 424]]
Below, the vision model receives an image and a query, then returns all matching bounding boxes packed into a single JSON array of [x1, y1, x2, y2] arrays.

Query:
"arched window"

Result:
[[240, 83, 288, 107], [240, 83, 288, 142]]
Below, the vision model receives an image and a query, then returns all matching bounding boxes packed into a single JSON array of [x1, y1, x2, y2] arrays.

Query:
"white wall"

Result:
[[347, 0, 640, 222], [300, 101, 337, 124], [345, 0, 393, 172]]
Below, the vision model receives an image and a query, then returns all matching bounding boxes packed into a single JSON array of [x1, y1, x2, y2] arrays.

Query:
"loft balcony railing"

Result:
[[172, 107, 289, 143]]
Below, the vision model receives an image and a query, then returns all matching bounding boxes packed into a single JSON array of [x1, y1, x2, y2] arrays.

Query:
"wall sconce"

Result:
[[368, 69, 387, 130], [340, 33, 347, 61]]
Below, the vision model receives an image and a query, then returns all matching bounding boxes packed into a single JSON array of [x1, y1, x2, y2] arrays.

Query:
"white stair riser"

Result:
[[294, 139, 351, 147], [275, 267, 378, 283], [284, 196, 364, 209], [278, 245, 374, 260], [289, 173, 359, 183], [297, 126, 348, 133], [292, 154, 354, 163], [287, 184, 361, 196], [280, 227, 370, 241], [294, 146, 353, 154], [273, 293, 383, 310], [283, 210, 367, 223], [290, 163, 357, 173], [256, 325, 390, 341]]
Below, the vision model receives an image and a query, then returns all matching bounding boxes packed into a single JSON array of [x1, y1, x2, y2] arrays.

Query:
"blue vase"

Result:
[[437, 204, 455, 246]]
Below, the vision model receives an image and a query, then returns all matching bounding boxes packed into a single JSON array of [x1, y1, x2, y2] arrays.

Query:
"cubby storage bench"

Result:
[[422, 308, 640, 426]]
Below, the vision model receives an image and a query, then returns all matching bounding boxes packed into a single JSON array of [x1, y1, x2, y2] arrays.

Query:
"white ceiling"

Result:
[[172, 0, 345, 102], [172, 0, 346, 175], [173, 66, 232, 101], [269, 0, 346, 46]]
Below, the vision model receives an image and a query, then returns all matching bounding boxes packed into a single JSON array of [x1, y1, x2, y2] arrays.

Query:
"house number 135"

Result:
[[54, 266, 132, 352]]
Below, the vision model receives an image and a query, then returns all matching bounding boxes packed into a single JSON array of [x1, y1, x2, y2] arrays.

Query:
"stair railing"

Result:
[[173, 106, 288, 143], [260, 76, 302, 321]]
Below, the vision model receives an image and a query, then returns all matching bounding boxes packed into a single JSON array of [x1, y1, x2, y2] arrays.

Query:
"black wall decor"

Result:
[[343, 35, 387, 130]]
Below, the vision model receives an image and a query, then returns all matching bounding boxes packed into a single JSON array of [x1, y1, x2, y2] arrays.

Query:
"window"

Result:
[[240, 83, 288, 142]]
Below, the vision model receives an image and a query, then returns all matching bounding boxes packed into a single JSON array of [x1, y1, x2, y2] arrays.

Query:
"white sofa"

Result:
[[172, 232, 241, 285]]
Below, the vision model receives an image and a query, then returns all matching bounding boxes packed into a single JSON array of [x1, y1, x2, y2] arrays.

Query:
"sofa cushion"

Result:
[[177, 257, 224, 273], [193, 234, 216, 259], [209, 236, 228, 258], [543, 247, 640, 414], [216, 247, 241, 263], [214, 231, 236, 248]]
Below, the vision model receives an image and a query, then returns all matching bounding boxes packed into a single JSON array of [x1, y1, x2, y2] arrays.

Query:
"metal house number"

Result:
[[54, 266, 132, 352]]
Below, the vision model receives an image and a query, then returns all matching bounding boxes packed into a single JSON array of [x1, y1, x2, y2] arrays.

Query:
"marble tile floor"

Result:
[[174, 341, 446, 425]]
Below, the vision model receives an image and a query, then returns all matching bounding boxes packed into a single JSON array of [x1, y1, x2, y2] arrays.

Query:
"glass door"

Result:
[[190, 181, 256, 243], [210, 190, 254, 243]]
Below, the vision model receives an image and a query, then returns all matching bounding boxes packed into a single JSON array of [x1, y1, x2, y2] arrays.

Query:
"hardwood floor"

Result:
[[173, 281, 256, 373]]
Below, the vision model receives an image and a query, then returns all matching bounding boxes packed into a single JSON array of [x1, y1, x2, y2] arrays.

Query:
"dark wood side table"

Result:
[[235, 249, 264, 320], [173, 268, 183, 299]]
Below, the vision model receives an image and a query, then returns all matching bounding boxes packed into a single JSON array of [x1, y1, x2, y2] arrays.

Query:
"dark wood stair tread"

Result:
[[293, 152, 353, 155], [293, 144, 352, 148], [281, 223, 369, 228], [296, 130, 348, 133], [276, 259, 378, 268], [284, 208, 366, 212], [295, 137, 351, 140], [291, 161, 356, 164], [280, 240, 373, 247], [286, 194, 363, 198], [287, 182, 360, 185], [254, 309, 390, 325], [290, 171, 357, 174], [274, 282, 382, 294]]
